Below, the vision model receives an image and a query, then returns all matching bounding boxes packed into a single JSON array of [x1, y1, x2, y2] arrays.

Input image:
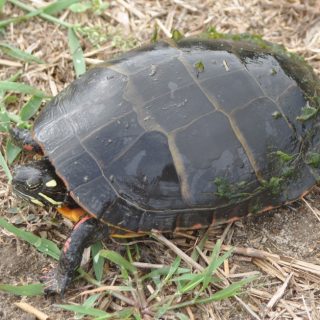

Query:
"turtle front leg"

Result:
[[10, 127, 42, 153], [42, 216, 109, 297]]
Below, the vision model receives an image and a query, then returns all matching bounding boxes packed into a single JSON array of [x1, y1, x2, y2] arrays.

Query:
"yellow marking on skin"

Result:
[[38, 192, 63, 206], [110, 232, 146, 239], [57, 207, 86, 222], [45, 180, 57, 188], [31, 198, 44, 207], [108, 225, 146, 238]]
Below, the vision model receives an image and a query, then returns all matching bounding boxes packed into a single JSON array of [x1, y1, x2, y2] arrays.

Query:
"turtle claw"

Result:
[[40, 267, 71, 298]]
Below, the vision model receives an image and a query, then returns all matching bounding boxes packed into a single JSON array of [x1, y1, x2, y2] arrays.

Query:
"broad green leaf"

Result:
[[0, 217, 60, 260], [68, 28, 86, 77], [99, 250, 136, 274], [0, 283, 43, 296], [0, 151, 12, 181], [0, 81, 46, 97], [19, 95, 43, 121], [0, 43, 44, 63], [92, 241, 104, 282], [6, 140, 21, 164]]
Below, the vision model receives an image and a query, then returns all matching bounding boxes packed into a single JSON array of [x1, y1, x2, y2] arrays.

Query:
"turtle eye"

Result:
[[26, 177, 42, 190]]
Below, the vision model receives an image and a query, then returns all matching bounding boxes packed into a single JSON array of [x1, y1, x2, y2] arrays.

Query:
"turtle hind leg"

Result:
[[41, 216, 109, 297], [10, 127, 42, 153]]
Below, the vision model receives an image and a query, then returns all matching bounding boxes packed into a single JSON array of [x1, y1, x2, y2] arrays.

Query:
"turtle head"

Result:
[[12, 159, 69, 208]]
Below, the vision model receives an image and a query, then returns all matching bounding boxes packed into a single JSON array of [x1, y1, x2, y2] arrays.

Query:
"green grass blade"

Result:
[[92, 241, 104, 282], [99, 249, 137, 274], [0, 151, 12, 181], [75, 294, 101, 319], [6, 140, 21, 165], [190, 232, 208, 261], [0, 217, 60, 260], [142, 266, 189, 281], [202, 240, 229, 290], [0, 43, 44, 63], [57, 305, 109, 317], [147, 256, 181, 303], [0, 0, 5, 12], [176, 313, 189, 320], [179, 274, 205, 294], [68, 28, 86, 77], [43, 0, 81, 15], [0, 81, 47, 97], [76, 268, 101, 287], [0, 72, 22, 117], [7, 112, 22, 124], [169, 275, 258, 310], [165, 256, 181, 282], [0, 10, 47, 28], [83, 293, 101, 306], [198, 275, 257, 303], [69, 2, 92, 13], [0, 283, 43, 296], [19, 95, 43, 121], [93, 308, 136, 320], [0, 70, 22, 97], [7, 0, 74, 28], [0, 108, 10, 132]]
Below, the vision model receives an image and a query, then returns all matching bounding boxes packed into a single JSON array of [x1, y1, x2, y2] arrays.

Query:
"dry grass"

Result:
[[1, 0, 320, 319]]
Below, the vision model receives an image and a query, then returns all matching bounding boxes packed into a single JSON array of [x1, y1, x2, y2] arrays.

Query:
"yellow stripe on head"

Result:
[[45, 180, 57, 188], [31, 198, 45, 207], [38, 192, 63, 206]]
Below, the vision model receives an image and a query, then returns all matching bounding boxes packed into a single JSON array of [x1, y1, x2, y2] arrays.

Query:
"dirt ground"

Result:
[[1, 0, 320, 319], [1, 191, 320, 320]]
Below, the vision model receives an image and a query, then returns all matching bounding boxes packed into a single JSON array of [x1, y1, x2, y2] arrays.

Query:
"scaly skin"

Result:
[[41, 217, 109, 297], [10, 127, 42, 153]]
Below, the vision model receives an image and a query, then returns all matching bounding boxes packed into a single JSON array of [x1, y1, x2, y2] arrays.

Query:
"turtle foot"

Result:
[[40, 267, 72, 298]]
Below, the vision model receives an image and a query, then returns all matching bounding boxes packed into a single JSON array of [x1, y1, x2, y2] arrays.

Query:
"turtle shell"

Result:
[[33, 38, 320, 232]]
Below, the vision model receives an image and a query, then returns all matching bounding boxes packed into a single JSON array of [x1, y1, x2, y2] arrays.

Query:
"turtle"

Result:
[[11, 37, 320, 296]]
